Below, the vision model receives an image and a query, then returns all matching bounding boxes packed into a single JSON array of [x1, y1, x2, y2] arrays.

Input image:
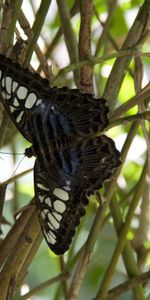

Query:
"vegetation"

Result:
[[0, 0, 150, 299]]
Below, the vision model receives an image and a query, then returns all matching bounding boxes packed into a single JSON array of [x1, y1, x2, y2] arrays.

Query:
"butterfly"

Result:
[[0, 55, 120, 255]]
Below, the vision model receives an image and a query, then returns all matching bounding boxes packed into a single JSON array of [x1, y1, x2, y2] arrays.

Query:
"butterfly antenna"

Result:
[[0, 151, 25, 155]]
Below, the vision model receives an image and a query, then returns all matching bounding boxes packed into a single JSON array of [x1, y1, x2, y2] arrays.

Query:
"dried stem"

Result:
[[79, 0, 93, 93], [107, 270, 150, 300], [95, 161, 147, 300], [56, 0, 79, 87], [24, 0, 52, 66], [51, 49, 150, 86], [103, 0, 150, 110], [0, 208, 40, 299], [21, 272, 69, 300]]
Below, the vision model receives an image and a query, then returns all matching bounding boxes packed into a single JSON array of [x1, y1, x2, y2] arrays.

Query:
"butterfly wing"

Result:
[[34, 159, 88, 255], [51, 88, 109, 137], [0, 55, 50, 142], [0, 55, 109, 144], [34, 135, 120, 255], [0, 55, 121, 255]]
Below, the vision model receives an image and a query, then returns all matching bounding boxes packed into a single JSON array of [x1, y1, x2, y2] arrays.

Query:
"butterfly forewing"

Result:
[[0, 56, 48, 141], [0, 55, 110, 142]]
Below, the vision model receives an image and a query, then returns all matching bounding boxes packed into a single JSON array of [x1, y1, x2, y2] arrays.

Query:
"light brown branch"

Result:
[[103, 0, 150, 110], [56, 0, 79, 87], [79, 0, 93, 93], [107, 270, 150, 299], [21, 272, 69, 300]]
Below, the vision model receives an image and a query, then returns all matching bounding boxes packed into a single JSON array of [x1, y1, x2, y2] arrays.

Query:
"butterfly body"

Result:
[[0, 55, 120, 254]]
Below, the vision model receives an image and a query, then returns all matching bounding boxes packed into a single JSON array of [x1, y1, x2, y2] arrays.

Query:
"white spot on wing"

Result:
[[43, 209, 49, 215], [2, 78, 5, 87], [16, 111, 24, 123], [25, 92, 37, 108], [66, 180, 71, 185], [41, 212, 46, 219], [39, 195, 45, 202], [53, 212, 62, 221], [54, 200, 66, 213], [45, 197, 52, 207], [48, 213, 60, 229], [12, 81, 18, 92], [6, 93, 11, 100], [53, 188, 69, 201], [49, 231, 56, 240], [47, 233, 56, 244], [5, 76, 12, 94], [63, 185, 71, 192], [47, 222, 53, 230], [37, 183, 49, 191], [0, 70, 2, 79], [17, 86, 28, 99], [13, 97, 20, 107], [36, 99, 42, 106], [10, 106, 16, 113], [43, 229, 56, 244], [1, 90, 6, 99]]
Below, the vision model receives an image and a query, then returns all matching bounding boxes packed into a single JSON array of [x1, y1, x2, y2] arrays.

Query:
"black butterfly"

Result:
[[0, 55, 120, 255]]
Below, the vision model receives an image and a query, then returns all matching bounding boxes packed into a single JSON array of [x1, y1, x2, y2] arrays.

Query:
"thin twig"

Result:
[[24, 0, 52, 66], [59, 256, 68, 300], [109, 83, 150, 120], [21, 272, 69, 300], [94, 0, 118, 56], [98, 122, 146, 300], [56, 0, 79, 87], [0, 183, 7, 224], [95, 162, 147, 300], [107, 270, 150, 300], [51, 50, 150, 86], [103, 0, 150, 110], [40, 0, 80, 69], [2, 167, 33, 186], [107, 111, 150, 130]]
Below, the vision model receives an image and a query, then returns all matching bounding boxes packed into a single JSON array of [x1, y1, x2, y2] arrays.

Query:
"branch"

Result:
[[109, 83, 150, 120], [103, 0, 150, 110], [94, 0, 118, 56], [56, 0, 79, 87], [107, 111, 150, 130], [95, 161, 148, 300], [0, 205, 35, 269], [107, 270, 150, 299], [21, 272, 69, 300], [24, 0, 52, 66], [51, 48, 137, 86], [0, 209, 41, 299], [79, 0, 93, 93]]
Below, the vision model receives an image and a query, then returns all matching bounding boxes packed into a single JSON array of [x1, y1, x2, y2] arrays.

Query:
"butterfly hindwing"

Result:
[[77, 135, 121, 193], [50, 135, 121, 191], [34, 136, 120, 254], [34, 160, 88, 255]]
